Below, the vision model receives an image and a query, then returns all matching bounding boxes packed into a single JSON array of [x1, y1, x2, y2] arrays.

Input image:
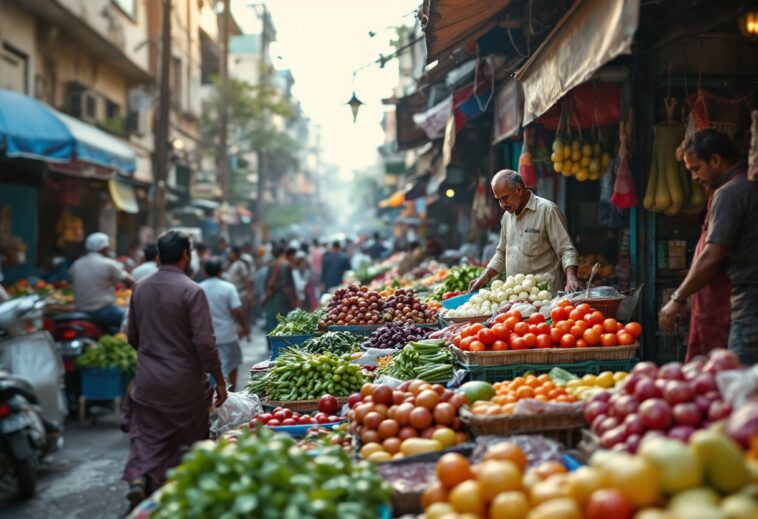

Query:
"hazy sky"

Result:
[[232, 0, 421, 177]]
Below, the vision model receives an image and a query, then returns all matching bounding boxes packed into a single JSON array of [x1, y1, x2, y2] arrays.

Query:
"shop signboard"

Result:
[[492, 79, 523, 144]]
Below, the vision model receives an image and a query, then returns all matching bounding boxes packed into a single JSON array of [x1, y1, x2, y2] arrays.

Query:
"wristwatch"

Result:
[[670, 291, 686, 304]]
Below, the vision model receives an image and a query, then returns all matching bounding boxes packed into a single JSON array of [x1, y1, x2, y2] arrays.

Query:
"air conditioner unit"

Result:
[[66, 82, 98, 123], [125, 109, 149, 136]]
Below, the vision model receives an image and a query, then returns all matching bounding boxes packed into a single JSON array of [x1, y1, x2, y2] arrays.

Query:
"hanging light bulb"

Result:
[[740, 12, 758, 38], [445, 188, 455, 198], [347, 92, 364, 123]]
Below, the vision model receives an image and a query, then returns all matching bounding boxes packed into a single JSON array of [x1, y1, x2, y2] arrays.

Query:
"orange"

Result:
[[537, 374, 551, 384], [486, 406, 502, 416], [448, 480, 486, 515], [484, 442, 528, 471], [477, 460, 522, 501], [535, 394, 549, 402], [516, 386, 534, 399], [535, 385, 550, 397], [512, 377, 525, 388], [436, 453, 473, 490], [489, 491, 529, 519], [526, 377, 540, 388], [420, 481, 448, 509]]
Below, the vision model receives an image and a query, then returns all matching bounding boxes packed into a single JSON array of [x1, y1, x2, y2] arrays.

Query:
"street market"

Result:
[[2, 0, 758, 518]]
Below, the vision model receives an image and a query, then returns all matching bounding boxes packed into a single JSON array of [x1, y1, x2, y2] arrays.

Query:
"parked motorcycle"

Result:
[[51, 312, 102, 410], [0, 295, 66, 499]]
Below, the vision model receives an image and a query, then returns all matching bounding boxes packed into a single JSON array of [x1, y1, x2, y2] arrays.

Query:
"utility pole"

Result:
[[152, 0, 172, 232], [218, 0, 231, 238], [254, 4, 271, 245]]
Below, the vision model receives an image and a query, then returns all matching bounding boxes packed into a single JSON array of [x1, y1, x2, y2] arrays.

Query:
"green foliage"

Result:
[[270, 309, 322, 336], [76, 335, 137, 372], [154, 427, 391, 519]]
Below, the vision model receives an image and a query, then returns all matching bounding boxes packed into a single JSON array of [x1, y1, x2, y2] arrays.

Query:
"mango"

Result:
[[690, 430, 750, 494], [639, 437, 703, 494], [602, 453, 660, 508]]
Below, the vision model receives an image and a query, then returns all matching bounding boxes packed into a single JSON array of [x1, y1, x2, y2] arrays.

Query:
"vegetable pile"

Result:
[[377, 339, 454, 382], [434, 265, 484, 300], [383, 289, 437, 324], [154, 427, 391, 519], [469, 373, 579, 416], [362, 321, 430, 350], [76, 334, 137, 372], [247, 349, 367, 400], [300, 331, 362, 355], [348, 380, 468, 462], [586, 349, 741, 453], [250, 406, 341, 428], [444, 273, 553, 318], [319, 285, 436, 328], [270, 308, 322, 336]]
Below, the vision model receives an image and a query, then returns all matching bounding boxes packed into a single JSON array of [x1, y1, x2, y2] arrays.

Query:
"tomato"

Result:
[[492, 340, 508, 351], [575, 303, 592, 315], [583, 329, 601, 346], [469, 323, 485, 335], [536, 334, 552, 349], [569, 308, 585, 321], [601, 333, 618, 347], [477, 328, 495, 346], [469, 340, 486, 352], [592, 324, 604, 336], [459, 336, 474, 351], [461, 325, 472, 338], [550, 307, 567, 322], [560, 334, 577, 349], [602, 318, 618, 333], [558, 299, 572, 307], [617, 322, 625, 332], [555, 320, 572, 335], [491, 323, 509, 341], [453, 336, 461, 347], [570, 325, 584, 338], [523, 333, 537, 349], [574, 319, 589, 332], [504, 316, 519, 331], [513, 322, 529, 336], [549, 327, 563, 345], [584, 312, 602, 327], [511, 337, 528, 350], [617, 332, 635, 345], [507, 310, 523, 322], [528, 313, 546, 325], [586, 488, 634, 519], [436, 453, 472, 490], [494, 313, 508, 324], [625, 322, 642, 338], [576, 338, 588, 348], [536, 322, 551, 335], [526, 324, 536, 335]]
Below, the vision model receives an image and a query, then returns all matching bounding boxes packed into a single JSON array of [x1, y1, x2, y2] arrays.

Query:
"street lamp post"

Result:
[[151, 0, 172, 233]]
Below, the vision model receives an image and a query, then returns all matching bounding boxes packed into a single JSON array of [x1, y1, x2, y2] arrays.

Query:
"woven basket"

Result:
[[445, 315, 492, 324], [452, 342, 639, 367], [260, 396, 350, 413], [460, 407, 586, 439], [571, 297, 624, 318]]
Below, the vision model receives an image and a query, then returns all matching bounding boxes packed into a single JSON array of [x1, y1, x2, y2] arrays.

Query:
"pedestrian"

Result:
[[124, 230, 227, 508], [190, 242, 210, 283], [321, 241, 351, 291], [131, 243, 159, 282], [659, 129, 758, 365], [262, 245, 298, 333], [367, 232, 388, 260], [469, 170, 581, 293], [69, 232, 135, 333], [200, 257, 249, 390], [226, 246, 253, 320], [291, 250, 308, 307]]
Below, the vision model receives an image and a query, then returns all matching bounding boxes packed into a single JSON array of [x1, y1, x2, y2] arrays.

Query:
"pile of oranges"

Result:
[[471, 374, 578, 416]]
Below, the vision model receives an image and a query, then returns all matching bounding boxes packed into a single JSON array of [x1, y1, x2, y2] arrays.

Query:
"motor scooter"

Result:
[[0, 295, 66, 499], [50, 312, 102, 410]]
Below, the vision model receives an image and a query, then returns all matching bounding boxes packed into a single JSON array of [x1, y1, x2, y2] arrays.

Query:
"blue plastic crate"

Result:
[[441, 291, 477, 310], [266, 334, 317, 359], [81, 367, 128, 400]]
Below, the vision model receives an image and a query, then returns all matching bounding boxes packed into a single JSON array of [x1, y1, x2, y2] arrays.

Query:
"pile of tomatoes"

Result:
[[452, 300, 642, 352], [471, 374, 578, 416]]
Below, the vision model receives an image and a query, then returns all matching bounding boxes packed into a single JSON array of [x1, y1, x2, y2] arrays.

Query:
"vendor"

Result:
[[659, 129, 758, 365], [469, 170, 581, 293]]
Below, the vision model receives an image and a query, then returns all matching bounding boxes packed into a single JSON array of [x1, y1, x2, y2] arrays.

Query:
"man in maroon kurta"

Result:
[[124, 230, 227, 507]]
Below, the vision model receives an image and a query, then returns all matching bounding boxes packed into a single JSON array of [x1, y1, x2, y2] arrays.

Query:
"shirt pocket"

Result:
[[517, 229, 542, 257]]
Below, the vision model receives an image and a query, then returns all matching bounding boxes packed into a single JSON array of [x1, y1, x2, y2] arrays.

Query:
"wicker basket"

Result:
[[452, 342, 639, 367], [444, 315, 492, 324], [570, 297, 624, 318], [460, 407, 586, 447], [260, 396, 350, 413]]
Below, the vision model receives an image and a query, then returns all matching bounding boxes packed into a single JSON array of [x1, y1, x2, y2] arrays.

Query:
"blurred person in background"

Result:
[[131, 243, 159, 282], [226, 246, 253, 320], [262, 245, 298, 333], [367, 232, 388, 260], [321, 241, 351, 291], [291, 250, 308, 307], [351, 244, 371, 271], [190, 242, 210, 283], [70, 232, 135, 333], [200, 257, 249, 390]]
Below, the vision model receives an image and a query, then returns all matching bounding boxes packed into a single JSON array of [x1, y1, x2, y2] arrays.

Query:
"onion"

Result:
[[668, 425, 696, 443], [633, 377, 662, 402], [601, 426, 628, 449], [672, 402, 701, 427], [624, 414, 646, 436], [585, 400, 609, 424], [708, 400, 732, 421], [692, 373, 718, 395], [611, 394, 639, 420], [659, 362, 685, 381], [726, 401, 758, 449], [663, 380, 695, 406], [625, 434, 642, 453], [639, 398, 672, 430], [596, 416, 620, 436], [704, 349, 741, 374], [631, 361, 659, 379]]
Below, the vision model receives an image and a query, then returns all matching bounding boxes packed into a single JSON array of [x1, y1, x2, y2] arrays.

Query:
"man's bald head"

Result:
[[491, 170, 529, 214]]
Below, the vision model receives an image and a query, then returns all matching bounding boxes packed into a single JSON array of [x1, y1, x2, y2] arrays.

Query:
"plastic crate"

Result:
[[463, 359, 638, 383], [81, 367, 128, 400], [266, 334, 317, 359]]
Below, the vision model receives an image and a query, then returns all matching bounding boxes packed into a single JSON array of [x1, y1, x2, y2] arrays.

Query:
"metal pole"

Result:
[[255, 5, 270, 244], [152, 0, 172, 233], [218, 0, 230, 237]]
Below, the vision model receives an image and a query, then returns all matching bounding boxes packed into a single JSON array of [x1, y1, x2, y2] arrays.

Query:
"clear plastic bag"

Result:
[[210, 391, 263, 436], [717, 366, 758, 409], [354, 348, 398, 367], [513, 399, 585, 416], [472, 435, 564, 466]]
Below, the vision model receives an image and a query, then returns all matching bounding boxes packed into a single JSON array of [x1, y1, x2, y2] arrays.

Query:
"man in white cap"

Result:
[[69, 232, 135, 333]]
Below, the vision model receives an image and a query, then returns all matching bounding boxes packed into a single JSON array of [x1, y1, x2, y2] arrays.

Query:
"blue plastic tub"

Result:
[[266, 334, 317, 359], [81, 367, 128, 400], [441, 291, 476, 310], [269, 419, 345, 438]]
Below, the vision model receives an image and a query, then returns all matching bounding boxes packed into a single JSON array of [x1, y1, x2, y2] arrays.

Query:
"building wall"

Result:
[[0, 1, 38, 94]]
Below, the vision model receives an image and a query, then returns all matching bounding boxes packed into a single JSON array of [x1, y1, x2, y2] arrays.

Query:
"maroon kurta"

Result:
[[124, 265, 221, 489]]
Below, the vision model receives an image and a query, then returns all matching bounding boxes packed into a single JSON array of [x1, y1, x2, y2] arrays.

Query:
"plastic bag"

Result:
[[717, 366, 758, 409], [210, 391, 263, 436], [354, 348, 398, 367], [472, 435, 564, 466], [611, 129, 639, 209], [513, 399, 585, 416]]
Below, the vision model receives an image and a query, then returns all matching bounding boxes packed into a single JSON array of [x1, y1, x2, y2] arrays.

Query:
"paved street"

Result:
[[0, 330, 269, 519]]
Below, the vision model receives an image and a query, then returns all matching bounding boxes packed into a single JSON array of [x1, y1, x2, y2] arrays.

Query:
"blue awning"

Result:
[[0, 88, 136, 173]]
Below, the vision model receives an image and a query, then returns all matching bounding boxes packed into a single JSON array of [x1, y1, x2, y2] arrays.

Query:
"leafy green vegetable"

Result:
[[300, 331, 362, 355], [76, 334, 137, 372], [434, 265, 484, 300], [270, 309, 322, 336], [154, 427, 391, 519]]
